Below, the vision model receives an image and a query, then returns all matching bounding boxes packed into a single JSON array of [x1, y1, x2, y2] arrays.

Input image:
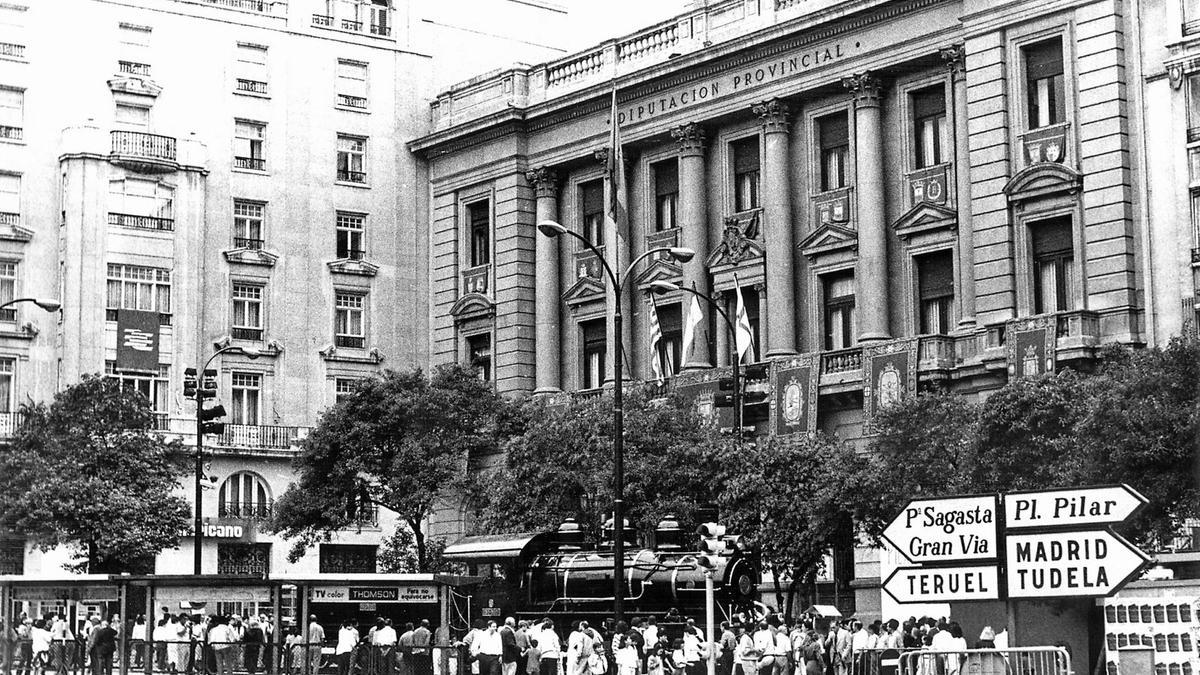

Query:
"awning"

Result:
[[804, 605, 843, 618], [442, 532, 554, 562]]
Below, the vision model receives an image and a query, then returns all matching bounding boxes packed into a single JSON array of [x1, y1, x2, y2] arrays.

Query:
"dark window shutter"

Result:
[[1025, 39, 1064, 80], [917, 251, 955, 299], [581, 180, 604, 215], [582, 318, 606, 348], [1031, 217, 1073, 256], [818, 112, 849, 149], [468, 200, 489, 228], [732, 137, 760, 174], [912, 87, 946, 120], [654, 160, 678, 196]]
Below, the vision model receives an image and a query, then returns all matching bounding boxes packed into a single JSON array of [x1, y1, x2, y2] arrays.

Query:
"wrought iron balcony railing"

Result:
[[108, 212, 174, 232]]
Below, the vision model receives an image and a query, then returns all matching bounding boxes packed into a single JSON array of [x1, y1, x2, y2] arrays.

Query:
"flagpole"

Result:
[[608, 75, 627, 625]]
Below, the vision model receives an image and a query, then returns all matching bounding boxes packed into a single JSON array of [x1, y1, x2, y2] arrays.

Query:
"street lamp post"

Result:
[[538, 220, 694, 623], [190, 345, 259, 575], [0, 297, 62, 313], [648, 281, 742, 442]]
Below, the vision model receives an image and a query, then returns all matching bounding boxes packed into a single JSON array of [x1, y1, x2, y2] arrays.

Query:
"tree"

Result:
[[378, 527, 455, 573], [0, 374, 191, 572], [719, 434, 868, 617], [270, 364, 512, 570]]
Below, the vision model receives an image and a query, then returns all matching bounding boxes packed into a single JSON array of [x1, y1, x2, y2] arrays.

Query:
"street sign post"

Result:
[[1005, 485, 1148, 530], [880, 495, 999, 564], [882, 565, 1000, 603], [1005, 529, 1150, 599]]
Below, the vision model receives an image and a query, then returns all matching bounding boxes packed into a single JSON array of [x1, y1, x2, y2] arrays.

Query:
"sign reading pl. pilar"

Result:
[[1004, 485, 1148, 529]]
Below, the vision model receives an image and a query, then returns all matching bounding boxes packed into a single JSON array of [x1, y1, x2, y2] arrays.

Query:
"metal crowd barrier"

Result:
[[851, 648, 921, 675], [897, 648, 1071, 675]]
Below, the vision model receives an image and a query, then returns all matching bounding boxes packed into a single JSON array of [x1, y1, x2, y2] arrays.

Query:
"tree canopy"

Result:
[[270, 364, 513, 569], [0, 374, 191, 572]]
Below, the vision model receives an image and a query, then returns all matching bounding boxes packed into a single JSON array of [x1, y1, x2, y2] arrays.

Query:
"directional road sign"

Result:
[[882, 564, 1000, 603], [1005, 528, 1149, 599], [1004, 485, 1148, 530], [881, 495, 999, 564]]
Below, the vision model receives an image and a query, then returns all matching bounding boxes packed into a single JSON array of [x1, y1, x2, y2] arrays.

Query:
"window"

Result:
[[581, 318, 606, 389], [336, 59, 368, 108], [337, 135, 366, 183], [467, 333, 492, 381], [217, 543, 270, 576], [335, 292, 366, 348], [0, 173, 17, 218], [1188, 74, 1200, 138], [580, 180, 603, 245], [218, 471, 271, 519], [912, 86, 948, 168], [319, 544, 378, 573], [0, 357, 13, 413], [817, 113, 850, 191], [822, 272, 856, 350], [731, 136, 760, 211], [235, 43, 268, 94], [0, 87, 21, 140], [467, 200, 490, 267], [1025, 38, 1065, 129], [653, 160, 678, 232], [234, 120, 265, 171], [232, 283, 264, 341], [231, 372, 261, 425], [104, 361, 169, 420], [114, 103, 149, 129], [368, 0, 391, 36], [916, 250, 955, 334], [108, 178, 173, 231], [0, 262, 14, 322], [334, 377, 360, 403], [336, 211, 365, 259], [106, 263, 171, 323], [234, 200, 264, 249], [0, 538, 21, 575], [654, 304, 682, 376], [1030, 217, 1075, 314]]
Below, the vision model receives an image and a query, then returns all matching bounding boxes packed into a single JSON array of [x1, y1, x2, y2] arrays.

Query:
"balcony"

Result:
[[0, 125, 21, 141], [335, 335, 366, 349], [916, 334, 956, 372], [204, 0, 272, 11], [905, 163, 951, 208], [337, 94, 368, 109], [118, 60, 152, 77], [1019, 122, 1071, 168], [110, 130, 178, 173], [337, 169, 366, 183], [219, 500, 274, 520], [812, 187, 853, 227], [0, 411, 23, 440], [337, 247, 365, 261], [0, 43, 24, 59], [231, 327, 263, 341], [236, 79, 268, 95], [234, 156, 266, 171], [819, 346, 863, 379], [312, 13, 333, 26], [369, 24, 390, 36], [108, 212, 174, 232], [1190, 247, 1200, 265], [0, 212, 18, 227], [1054, 309, 1101, 359], [462, 264, 490, 295], [235, 237, 264, 250], [105, 308, 172, 326], [352, 505, 380, 527], [341, 19, 362, 31], [218, 424, 302, 450]]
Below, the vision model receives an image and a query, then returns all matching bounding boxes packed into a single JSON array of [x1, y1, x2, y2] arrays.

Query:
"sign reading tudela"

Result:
[[615, 39, 864, 126]]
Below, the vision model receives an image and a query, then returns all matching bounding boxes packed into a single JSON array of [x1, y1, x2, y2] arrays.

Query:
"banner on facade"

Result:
[[673, 370, 735, 431], [1006, 315, 1056, 379], [862, 339, 918, 435], [771, 354, 818, 437], [115, 309, 160, 372]]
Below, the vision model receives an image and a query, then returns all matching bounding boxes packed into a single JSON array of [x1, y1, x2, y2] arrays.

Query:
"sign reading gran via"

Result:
[[615, 39, 865, 126]]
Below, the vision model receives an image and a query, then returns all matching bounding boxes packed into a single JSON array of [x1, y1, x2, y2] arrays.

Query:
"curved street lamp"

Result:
[[538, 219, 694, 622], [648, 280, 743, 442], [0, 297, 62, 313]]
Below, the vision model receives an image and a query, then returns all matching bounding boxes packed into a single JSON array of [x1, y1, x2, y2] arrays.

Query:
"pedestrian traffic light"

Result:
[[199, 403, 227, 435], [714, 376, 736, 407], [183, 368, 198, 398]]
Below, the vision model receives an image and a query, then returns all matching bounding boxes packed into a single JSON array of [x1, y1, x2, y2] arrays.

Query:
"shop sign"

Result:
[[311, 585, 437, 603]]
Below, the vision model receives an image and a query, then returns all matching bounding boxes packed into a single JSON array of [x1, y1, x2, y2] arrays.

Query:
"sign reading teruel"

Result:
[[883, 565, 1000, 603], [881, 495, 998, 564], [1006, 529, 1149, 598]]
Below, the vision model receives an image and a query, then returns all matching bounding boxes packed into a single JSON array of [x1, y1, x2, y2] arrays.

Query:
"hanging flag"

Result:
[[681, 293, 704, 365], [648, 298, 665, 383], [115, 309, 160, 372], [734, 276, 755, 363], [605, 81, 627, 243]]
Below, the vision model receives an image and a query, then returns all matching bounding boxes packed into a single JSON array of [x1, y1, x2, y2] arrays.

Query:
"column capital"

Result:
[[939, 44, 966, 81], [752, 98, 791, 134], [842, 71, 884, 107], [670, 122, 706, 157], [525, 167, 559, 198]]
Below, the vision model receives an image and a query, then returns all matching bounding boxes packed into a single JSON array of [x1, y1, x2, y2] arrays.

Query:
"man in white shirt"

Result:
[[472, 621, 504, 675], [335, 620, 360, 675], [532, 620, 561, 675]]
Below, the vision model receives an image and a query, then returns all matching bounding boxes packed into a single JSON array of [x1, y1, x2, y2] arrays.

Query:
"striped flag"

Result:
[[734, 276, 755, 363], [681, 292, 704, 366], [648, 298, 665, 383], [605, 82, 627, 240]]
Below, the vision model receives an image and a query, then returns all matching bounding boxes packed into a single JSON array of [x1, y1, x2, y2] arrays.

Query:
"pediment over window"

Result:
[[892, 202, 958, 242], [450, 293, 495, 320], [0, 222, 33, 243], [563, 275, 606, 309], [320, 345, 384, 364], [224, 248, 278, 267], [107, 77, 162, 98], [1003, 163, 1083, 203], [633, 258, 683, 293], [798, 222, 858, 262], [327, 258, 379, 276]]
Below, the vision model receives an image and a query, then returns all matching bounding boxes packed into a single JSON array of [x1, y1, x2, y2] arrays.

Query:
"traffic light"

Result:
[[200, 368, 218, 399], [199, 403, 227, 436], [714, 376, 735, 407], [696, 521, 728, 570], [183, 368, 198, 398], [741, 364, 770, 422]]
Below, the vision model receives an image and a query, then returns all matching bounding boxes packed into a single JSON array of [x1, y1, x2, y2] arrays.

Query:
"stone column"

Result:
[[753, 98, 798, 356], [941, 44, 976, 330], [527, 167, 562, 393], [671, 122, 713, 369], [843, 72, 891, 342]]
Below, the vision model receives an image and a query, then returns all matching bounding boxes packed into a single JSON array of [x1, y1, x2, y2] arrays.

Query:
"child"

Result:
[[615, 635, 638, 675], [647, 648, 665, 675]]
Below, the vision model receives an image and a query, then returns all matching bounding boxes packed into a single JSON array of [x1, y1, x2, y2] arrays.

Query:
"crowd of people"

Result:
[[455, 614, 1009, 675]]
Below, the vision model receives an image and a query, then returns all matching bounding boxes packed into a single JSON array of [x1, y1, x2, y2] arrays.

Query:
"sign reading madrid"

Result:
[[1005, 529, 1148, 598], [881, 495, 998, 564], [1004, 485, 1147, 529]]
